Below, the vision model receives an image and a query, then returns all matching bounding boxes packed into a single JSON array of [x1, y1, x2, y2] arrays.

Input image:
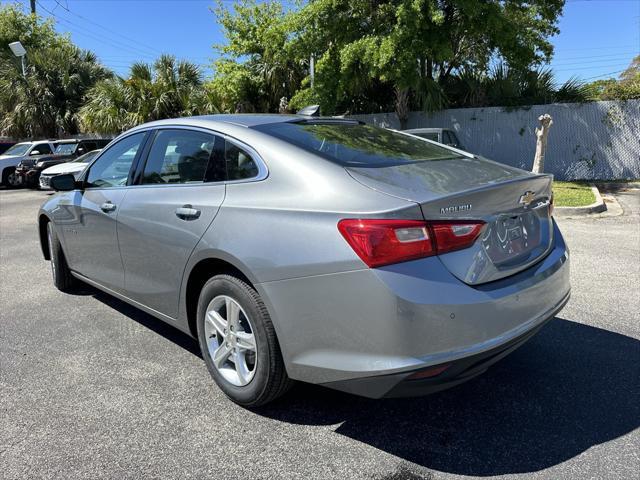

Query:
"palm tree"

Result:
[[81, 55, 218, 134], [0, 43, 110, 138]]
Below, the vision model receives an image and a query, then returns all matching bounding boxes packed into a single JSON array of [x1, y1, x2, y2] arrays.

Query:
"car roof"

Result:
[[404, 128, 445, 133], [136, 114, 362, 130]]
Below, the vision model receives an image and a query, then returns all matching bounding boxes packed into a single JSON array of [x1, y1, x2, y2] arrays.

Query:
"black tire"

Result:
[[196, 274, 293, 407], [46, 222, 77, 292], [2, 167, 21, 188]]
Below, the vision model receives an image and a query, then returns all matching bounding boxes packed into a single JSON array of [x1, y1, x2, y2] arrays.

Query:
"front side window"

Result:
[[33, 143, 53, 155], [225, 140, 258, 180], [253, 122, 459, 167], [142, 129, 215, 184], [85, 133, 145, 188]]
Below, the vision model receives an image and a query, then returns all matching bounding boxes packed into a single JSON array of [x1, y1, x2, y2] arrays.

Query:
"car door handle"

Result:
[[175, 205, 201, 220], [100, 201, 117, 213]]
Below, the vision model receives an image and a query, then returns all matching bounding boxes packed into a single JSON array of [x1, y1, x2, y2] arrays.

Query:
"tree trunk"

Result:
[[532, 114, 553, 173], [395, 87, 410, 130]]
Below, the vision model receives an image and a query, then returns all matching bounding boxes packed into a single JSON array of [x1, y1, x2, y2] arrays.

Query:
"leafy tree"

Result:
[[444, 64, 588, 108], [0, 2, 61, 62], [81, 55, 217, 134], [0, 3, 110, 138], [210, 0, 305, 113], [586, 55, 640, 101], [286, 0, 565, 125]]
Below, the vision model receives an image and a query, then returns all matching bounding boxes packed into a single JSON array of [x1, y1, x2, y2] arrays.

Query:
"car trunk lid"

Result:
[[347, 157, 554, 285]]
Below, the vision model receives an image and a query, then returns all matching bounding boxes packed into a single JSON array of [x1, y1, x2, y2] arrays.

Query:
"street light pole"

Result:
[[8, 41, 27, 77], [30, 0, 36, 14]]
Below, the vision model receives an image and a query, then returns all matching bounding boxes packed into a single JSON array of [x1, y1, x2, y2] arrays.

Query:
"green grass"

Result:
[[553, 181, 596, 207]]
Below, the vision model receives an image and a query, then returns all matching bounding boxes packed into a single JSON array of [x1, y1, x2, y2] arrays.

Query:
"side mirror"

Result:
[[30, 150, 41, 156], [50, 174, 77, 191]]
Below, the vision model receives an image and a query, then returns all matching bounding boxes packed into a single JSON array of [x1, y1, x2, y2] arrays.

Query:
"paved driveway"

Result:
[[1, 187, 638, 480]]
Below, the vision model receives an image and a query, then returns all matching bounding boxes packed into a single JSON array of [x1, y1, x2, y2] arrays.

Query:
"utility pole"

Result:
[[310, 53, 315, 88], [30, 0, 36, 14]]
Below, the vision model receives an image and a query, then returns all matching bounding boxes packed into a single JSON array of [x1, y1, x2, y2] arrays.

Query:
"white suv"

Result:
[[0, 140, 57, 187]]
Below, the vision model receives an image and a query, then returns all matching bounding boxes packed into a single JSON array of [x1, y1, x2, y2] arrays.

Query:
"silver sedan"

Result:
[[38, 114, 570, 406]]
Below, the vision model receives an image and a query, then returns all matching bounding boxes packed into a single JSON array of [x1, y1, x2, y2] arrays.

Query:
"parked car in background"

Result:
[[39, 114, 568, 407], [0, 141, 17, 155], [39, 149, 102, 190], [0, 140, 57, 188], [16, 138, 111, 188], [403, 128, 465, 150]]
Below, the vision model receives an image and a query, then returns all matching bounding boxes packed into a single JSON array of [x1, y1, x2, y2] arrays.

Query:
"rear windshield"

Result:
[[252, 122, 460, 167]]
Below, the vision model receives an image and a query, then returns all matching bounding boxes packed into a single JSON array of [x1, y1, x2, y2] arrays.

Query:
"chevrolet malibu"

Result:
[[38, 114, 570, 407]]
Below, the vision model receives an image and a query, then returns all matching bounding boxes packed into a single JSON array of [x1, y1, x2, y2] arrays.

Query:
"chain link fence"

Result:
[[352, 100, 640, 180]]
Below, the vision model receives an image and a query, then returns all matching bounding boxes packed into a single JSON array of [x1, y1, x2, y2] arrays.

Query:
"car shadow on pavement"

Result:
[[90, 289, 202, 358], [257, 318, 640, 476]]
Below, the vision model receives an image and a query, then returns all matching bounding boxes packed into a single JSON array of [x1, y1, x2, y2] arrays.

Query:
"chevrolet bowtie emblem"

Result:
[[519, 191, 536, 207]]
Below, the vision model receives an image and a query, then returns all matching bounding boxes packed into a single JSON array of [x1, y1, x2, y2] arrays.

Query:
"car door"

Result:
[[116, 128, 226, 319], [61, 132, 148, 291]]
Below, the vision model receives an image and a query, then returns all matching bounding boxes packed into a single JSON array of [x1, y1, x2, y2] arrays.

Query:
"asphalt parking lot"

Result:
[[1, 186, 638, 480]]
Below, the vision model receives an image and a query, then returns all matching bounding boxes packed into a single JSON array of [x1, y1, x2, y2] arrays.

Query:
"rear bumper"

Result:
[[257, 220, 570, 396], [323, 291, 568, 398]]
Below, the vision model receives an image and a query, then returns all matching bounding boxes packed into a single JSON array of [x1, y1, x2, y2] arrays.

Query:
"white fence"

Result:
[[351, 100, 640, 180]]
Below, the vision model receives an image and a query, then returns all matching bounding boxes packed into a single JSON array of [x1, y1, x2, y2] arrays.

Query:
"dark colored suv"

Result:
[[17, 138, 111, 188]]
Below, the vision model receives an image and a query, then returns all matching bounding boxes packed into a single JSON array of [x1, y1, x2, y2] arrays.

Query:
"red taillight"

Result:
[[430, 221, 485, 254], [338, 219, 435, 268], [407, 363, 451, 380], [338, 219, 485, 268]]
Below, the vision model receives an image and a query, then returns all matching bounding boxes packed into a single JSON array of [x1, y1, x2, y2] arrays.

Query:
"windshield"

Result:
[[252, 122, 460, 167], [2, 143, 31, 156], [71, 149, 100, 163], [55, 143, 78, 155]]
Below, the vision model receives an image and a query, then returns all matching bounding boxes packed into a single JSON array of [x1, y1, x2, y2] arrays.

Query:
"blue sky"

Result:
[[34, 0, 640, 84]]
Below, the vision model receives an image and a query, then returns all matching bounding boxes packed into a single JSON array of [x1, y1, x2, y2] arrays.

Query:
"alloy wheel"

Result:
[[7, 171, 20, 187], [204, 295, 257, 386]]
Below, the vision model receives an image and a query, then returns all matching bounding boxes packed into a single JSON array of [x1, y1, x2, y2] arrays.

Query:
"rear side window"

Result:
[[252, 122, 459, 167], [415, 132, 439, 142], [225, 140, 258, 180], [142, 129, 215, 184]]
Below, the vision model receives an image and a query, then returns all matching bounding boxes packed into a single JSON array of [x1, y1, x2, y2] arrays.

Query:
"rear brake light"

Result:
[[430, 221, 485, 254], [407, 363, 451, 380], [338, 219, 435, 268], [338, 219, 485, 268]]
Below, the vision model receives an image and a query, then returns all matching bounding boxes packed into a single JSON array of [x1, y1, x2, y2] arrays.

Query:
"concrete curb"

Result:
[[554, 185, 607, 217]]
